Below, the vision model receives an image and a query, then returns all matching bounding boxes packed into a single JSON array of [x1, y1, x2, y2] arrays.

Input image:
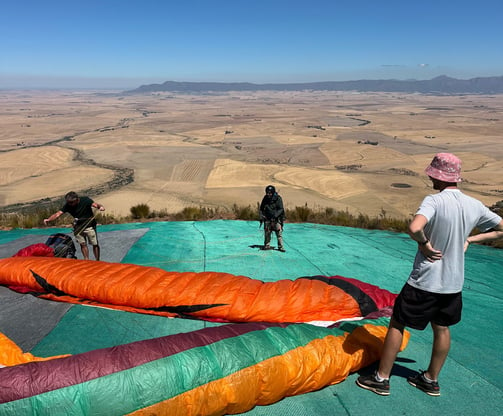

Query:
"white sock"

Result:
[[423, 372, 436, 383], [375, 371, 388, 382]]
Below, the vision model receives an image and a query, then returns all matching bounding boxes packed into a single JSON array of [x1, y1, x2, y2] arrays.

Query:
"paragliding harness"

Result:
[[45, 233, 77, 259], [260, 217, 284, 231], [259, 190, 285, 236]]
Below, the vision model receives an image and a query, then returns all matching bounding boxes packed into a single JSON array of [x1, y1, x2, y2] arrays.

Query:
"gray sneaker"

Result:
[[356, 373, 390, 396], [407, 371, 440, 396]]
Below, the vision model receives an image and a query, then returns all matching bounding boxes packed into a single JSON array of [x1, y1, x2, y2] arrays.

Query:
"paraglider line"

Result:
[[288, 244, 326, 276], [192, 222, 207, 271], [73, 211, 99, 237]]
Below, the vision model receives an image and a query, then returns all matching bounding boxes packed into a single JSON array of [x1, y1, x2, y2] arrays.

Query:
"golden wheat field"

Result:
[[0, 89, 502, 219]]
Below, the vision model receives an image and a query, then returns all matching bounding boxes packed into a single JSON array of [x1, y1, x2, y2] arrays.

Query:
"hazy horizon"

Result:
[[2, 1, 502, 89], [2, 73, 503, 91]]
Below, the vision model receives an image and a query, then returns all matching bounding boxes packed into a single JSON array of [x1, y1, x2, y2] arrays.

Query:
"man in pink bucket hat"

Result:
[[424, 152, 463, 183], [357, 153, 503, 397]]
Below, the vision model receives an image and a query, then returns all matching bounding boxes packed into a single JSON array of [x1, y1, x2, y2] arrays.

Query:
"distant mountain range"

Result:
[[125, 75, 503, 95]]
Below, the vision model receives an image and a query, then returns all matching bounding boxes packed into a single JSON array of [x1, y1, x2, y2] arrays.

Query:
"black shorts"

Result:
[[392, 283, 462, 330]]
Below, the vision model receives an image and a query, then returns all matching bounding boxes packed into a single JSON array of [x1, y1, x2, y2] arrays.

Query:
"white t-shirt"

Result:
[[407, 189, 501, 294]]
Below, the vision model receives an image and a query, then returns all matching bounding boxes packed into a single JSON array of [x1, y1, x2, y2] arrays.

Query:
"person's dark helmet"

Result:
[[265, 185, 276, 194]]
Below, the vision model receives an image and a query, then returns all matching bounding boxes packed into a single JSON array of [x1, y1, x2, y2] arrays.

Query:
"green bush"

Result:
[[175, 206, 204, 220], [286, 204, 311, 222], [130, 203, 151, 219], [232, 203, 258, 220]]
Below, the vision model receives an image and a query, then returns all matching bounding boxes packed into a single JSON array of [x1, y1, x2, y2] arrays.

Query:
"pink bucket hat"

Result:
[[425, 153, 462, 182]]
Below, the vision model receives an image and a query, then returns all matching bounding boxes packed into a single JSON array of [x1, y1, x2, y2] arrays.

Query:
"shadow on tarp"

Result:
[[0, 220, 502, 416]]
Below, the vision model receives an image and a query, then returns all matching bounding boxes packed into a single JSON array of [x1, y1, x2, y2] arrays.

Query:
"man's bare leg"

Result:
[[377, 317, 405, 379], [80, 244, 90, 260], [93, 245, 100, 261], [426, 324, 451, 381]]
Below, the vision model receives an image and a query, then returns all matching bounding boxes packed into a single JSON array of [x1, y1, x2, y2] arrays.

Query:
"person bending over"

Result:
[[44, 191, 105, 260]]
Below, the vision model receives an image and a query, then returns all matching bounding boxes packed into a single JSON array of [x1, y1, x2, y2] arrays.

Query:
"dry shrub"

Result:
[[130, 203, 151, 219]]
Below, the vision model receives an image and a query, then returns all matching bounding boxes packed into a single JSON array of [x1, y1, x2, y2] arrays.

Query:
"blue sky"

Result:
[[1, 0, 502, 89]]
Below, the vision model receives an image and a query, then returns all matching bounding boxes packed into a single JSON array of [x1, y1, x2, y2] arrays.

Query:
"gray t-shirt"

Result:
[[407, 189, 501, 294]]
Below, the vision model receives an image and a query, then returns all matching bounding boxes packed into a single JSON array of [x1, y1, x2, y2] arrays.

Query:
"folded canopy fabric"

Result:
[[0, 257, 397, 323], [0, 257, 408, 416]]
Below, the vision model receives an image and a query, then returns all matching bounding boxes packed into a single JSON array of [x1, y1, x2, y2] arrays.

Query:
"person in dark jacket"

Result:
[[44, 191, 105, 260], [259, 185, 285, 252]]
